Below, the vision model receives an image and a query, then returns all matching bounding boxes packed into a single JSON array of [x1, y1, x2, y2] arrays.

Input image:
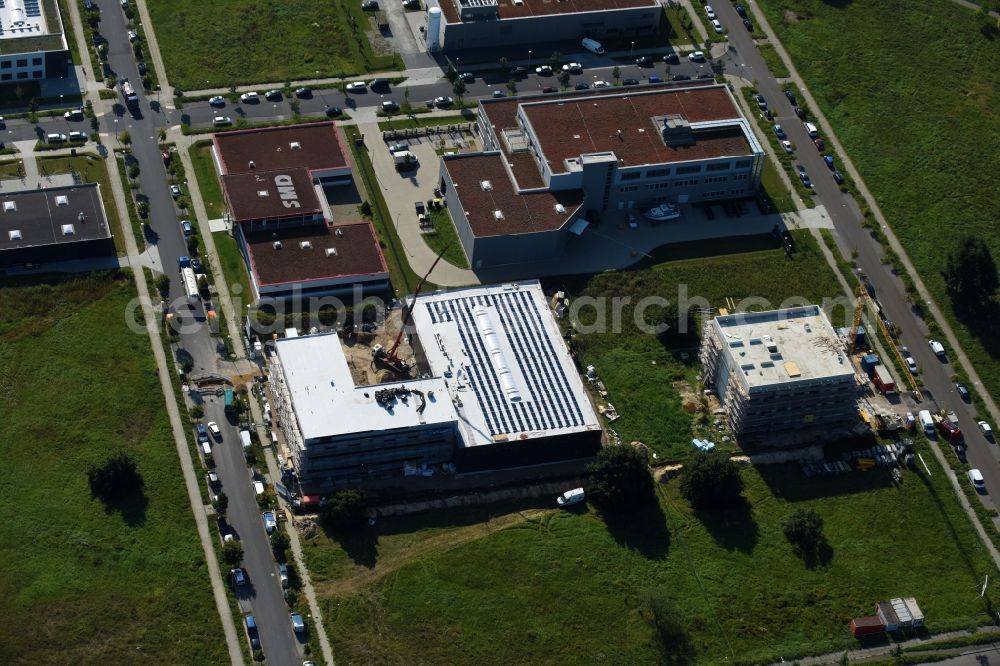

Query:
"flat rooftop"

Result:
[[214, 122, 348, 176], [440, 0, 655, 23], [520, 86, 752, 173], [411, 280, 602, 447], [713, 306, 855, 389], [0, 0, 62, 52], [275, 332, 457, 442], [222, 167, 322, 223], [244, 222, 388, 288], [0, 184, 110, 251], [443, 153, 582, 237]]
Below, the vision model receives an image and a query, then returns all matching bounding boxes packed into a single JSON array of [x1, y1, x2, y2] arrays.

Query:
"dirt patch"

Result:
[[783, 9, 800, 24]]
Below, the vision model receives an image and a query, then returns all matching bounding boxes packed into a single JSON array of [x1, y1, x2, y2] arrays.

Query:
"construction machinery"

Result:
[[372, 247, 447, 375], [848, 284, 922, 400]]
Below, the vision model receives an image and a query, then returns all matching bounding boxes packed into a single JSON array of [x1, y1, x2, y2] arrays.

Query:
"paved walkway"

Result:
[[751, 0, 1000, 479]]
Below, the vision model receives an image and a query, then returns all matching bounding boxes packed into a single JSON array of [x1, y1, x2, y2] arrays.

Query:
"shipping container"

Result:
[[872, 365, 895, 393], [861, 354, 879, 375], [850, 615, 885, 637], [224, 388, 236, 415]]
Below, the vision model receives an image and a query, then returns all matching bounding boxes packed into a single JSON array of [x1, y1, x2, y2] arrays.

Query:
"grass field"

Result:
[[422, 207, 469, 269], [759, 157, 796, 213], [189, 140, 225, 220], [0, 273, 227, 664], [543, 230, 845, 459], [311, 444, 998, 665], [752, 0, 1000, 406], [147, 0, 401, 90], [757, 43, 790, 78], [38, 155, 126, 255]]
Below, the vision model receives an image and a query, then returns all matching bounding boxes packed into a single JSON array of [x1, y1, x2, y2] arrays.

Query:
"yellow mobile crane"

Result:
[[848, 285, 922, 401]]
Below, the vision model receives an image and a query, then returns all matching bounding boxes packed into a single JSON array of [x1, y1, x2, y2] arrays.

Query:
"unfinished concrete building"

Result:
[[700, 306, 859, 444]]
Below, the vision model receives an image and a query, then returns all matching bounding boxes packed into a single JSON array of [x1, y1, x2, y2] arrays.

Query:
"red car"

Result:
[[161, 150, 171, 165], [937, 419, 963, 443], [813, 138, 825, 150]]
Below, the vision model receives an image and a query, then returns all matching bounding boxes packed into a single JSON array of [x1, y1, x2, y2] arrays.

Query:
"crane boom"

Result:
[[387, 247, 448, 361]]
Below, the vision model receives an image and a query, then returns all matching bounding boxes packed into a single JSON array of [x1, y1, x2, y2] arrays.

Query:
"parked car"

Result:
[[212, 116, 232, 126], [956, 382, 971, 402], [648, 75, 663, 83], [541, 86, 557, 93], [208, 95, 225, 107], [127, 30, 138, 42], [290, 612, 306, 633], [245, 615, 260, 650], [711, 19, 723, 33], [69, 131, 87, 142], [231, 568, 246, 586], [688, 50, 706, 62], [64, 108, 84, 121], [794, 105, 806, 119], [388, 142, 408, 153], [534, 65, 552, 75], [672, 74, 692, 81], [663, 52, 680, 64], [796, 164, 812, 188], [402, 0, 420, 8], [458, 72, 474, 83], [773, 124, 786, 139], [753, 94, 767, 110], [278, 563, 290, 589], [345, 81, 367, 92], [784, 89, 798, 105], [262, 511, 277, 533], [902, 349, 918, 374], [562, 62, 583, 73], [190, 257, 204, 274], [369, 77, 390, 90], [832, 170, 845, 184], [823, 155, 835, 170], [325, 106, 342, 116], [381, 100, 399, 112], [969, 468, 986, 490], [240, 91, 259, 103], [196, 422, 208, 443], [929, 339, 946, 357], [813, 137, 825, 150], [781, 140, 794, 154], [294, 87, 312, 98], [434, 96, 454, 107], [735, 3, 747, 17], [574, 82, 590, 90], [208, 421, 221, 440], [362, 0, 379, 9], [264, 89, 283, 100], [593, 80, 610, 88], [511, 66, 528, 76], [181, 220, 194, 236], [705, 4, 716, 19], [557, 487, 585, 507], [635, 56, 653, 67], [170, 184, 182, 198], [491, 89, 506, 98], [979, 421, 994, 440], [623, 78, 640, 86], [743, 18, 753, 31]]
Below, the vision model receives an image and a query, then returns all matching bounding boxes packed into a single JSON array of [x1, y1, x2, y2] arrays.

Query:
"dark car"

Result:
[[956, 382, 971, 402], [784, 89, 798, 105], [402, 0, 420, 8], [793, 106, 806, 119], [362, 0, 378, 9], [325, 106, 343, 116], [190, 257, 204, 274], [672, 74, 691, 81], [102, 62, 114, 77], [294, 87, 312, 98], [635, 56, 653, 67], [735, 3, 747, 17], [264, 89, 282, 101], [458, 72, 474, 83], [813, 137, 825, 150], [91, 32, 104, 46], [623, 78, 640, 86], [832, 170, 845, 185], [511, 66, 528, 76], [823, 155, 835, 170], [796, 164, 812, 188], [663, 52, 680, 64], [137, 61, 147, 75], [370, 77, 390, 91], [574, 82, 590, 90], [541, 86, 557, 93], [743, 18, 753, 31]]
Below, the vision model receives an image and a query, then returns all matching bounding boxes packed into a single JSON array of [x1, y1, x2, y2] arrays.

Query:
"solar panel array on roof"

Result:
[[425, 288, 588, 437], [23, 0, 41, 17]]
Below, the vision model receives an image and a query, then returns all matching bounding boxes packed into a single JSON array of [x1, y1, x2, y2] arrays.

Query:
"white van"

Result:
[[803, 122, 818, 138], [46, 132, 67, 143], [917, 410, 935, 436], [581, 38, 605, 55], [557, 487, 586, 507], [201, 441, 212, 456]]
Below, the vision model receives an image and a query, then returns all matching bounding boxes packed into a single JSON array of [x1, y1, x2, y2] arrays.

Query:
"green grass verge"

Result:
[[377, 113, 475, 132], [212, 231, 254, 311], [344, 125, 427, 296], [759, 157, 796, 213], [739, 87, 815, 207], [757, 43, 790, 78], [147, 0, 402, 90], [421, 207, 469, 269], [188, 140, 225, 220], [313, 446, 998, 665], [37, 154, 127, 256], [752, 0, 1000, 414], [0, 272, 228, 664]]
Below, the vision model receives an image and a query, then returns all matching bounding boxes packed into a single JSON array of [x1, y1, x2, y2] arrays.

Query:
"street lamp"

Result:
[[630, 41, 635, 58], [528, 50, 532, 67], [114, 118, 119, 142]]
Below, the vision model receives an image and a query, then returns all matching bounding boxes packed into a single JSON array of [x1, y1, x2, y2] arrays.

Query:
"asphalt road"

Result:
[[714, 1, 1000, 508]]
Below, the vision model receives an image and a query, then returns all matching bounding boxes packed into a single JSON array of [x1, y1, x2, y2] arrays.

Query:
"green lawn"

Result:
[[38, 155, 127, 255], [422, 207, 469, 269], [377, 114, 474, 132], [0, 273, 227, 664], [212, 231, 253, 309], [189, 140, 225, 220], [752, 0, 1000, 408], [314, 447, 998, 665], [760, 157, 796, 213], [544, 230, 844, 459], [757, 43, 790, 78], [147, 0, 402, 90]]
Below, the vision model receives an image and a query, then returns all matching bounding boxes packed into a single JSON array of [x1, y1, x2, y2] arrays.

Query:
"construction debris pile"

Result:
[[374, 386, 427, 414]]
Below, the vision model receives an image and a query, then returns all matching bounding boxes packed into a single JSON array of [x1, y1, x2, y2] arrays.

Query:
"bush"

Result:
[[221, 539, 243, 566], [213, 491, 228, 515], [271, 529, 290, 560], [783, 508, 824, 552], [587, 445, 654, 512], [321, 489, 368, 531], [155, 274, 170, 299], [87, 451, 144, 503], [679, 453, 743, 510]]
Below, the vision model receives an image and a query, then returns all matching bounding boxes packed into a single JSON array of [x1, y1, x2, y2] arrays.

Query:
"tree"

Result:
[[359, 200, 372, 217], [214, 491, 229, 515], [679, 453, 743, 510], [506, 79, 518, 95], [119, 130, 131, 147], [445, 63, 458, 83], [128, 163, 140, 179], [87, 451, 144, 503], [587, 445, 654, 512], [321, 489, 368, 531], [155, 273, 170, 299], [549, 50, 561, 65], [221, 539, 243, 566], [186, 235, 199, 255], [197, 276, 209, 292], [271, 528, 290, 560], [452, 78, 467, 100], [558, 70, 571, 88], [943, 235, 998, 307], [783, 508, 824, 552], [612, 65, 621, 81], [137, 200, 149, 218], [499, 56, 509, 72]]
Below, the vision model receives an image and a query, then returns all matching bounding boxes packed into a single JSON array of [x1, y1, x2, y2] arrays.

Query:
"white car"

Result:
[[208, 95, 225, 107], [929, 339, 946, 357], [781, 140, 794, 154], [208, 421, 221, 440], [904, 354, 918, 374], [593, 80, 610, 88], [688, 50, 706, 62], [239, 91, 259, 103], [561, 62, 582, 73], [705, 5, 716, 19], [345, 81, 367, 92], [980, 421, 994, 440], [535, 65, 552, 75], [213, 116, 232, 127], [557, 487, 585, 507], [63, 108, 84, 120], [711, 19, 723, 33], [262, 511, 277, 533], [492, 89, 506, 98], [969, 468, 986, 490], [127, 30, 138, 42], [169, 184, 182, 198]]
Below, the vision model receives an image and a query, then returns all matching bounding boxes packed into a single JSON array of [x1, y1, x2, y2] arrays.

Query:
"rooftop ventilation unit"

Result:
[[300, 241, 313, 249], [554, 203, 566, 213], [661, 115, 695, 147], [493, 210, 504, 220], [257, 190, 269, 197], [8, 229, 22, 240], [61, 224, 75, 236], [273, 241, 283, 249], [335, 228, 343, 236], [55, 195, 69, 206], [480, 180, 493, 191], [3, 201, 15, 212], [248, 160, 256, 169], [77, 212, 87, 222], [289, 141, 302, 150], [325, 247, 337, 256]]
